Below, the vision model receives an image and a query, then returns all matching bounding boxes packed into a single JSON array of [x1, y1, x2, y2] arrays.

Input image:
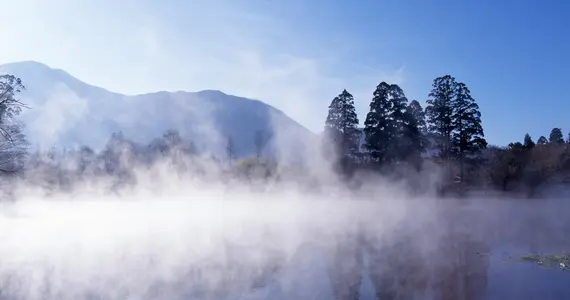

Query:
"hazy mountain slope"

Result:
[[0, 61, 314, 158]]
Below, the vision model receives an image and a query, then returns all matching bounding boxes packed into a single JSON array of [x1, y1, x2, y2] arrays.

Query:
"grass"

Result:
[[519, 253, 570, 270]]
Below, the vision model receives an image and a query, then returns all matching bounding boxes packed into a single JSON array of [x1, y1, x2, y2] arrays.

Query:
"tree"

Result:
[[399, 102, 425, 164], [0, 122, 29, 173], [523, 133, 535, 150], [405, 100, 428, 162], [406, 100, 427, 133], [425, 75, 486, 183], [450, 81, 487, 180], [0, 75, 28, 173], [0, 75, 26, 123], [425, 75, 456, 161], [254, 130, 272, 161], [549, 128, 564, 144], [163, 129, 183, 148], [537, 136, 548, 145], [364, 82, 410, 163], [523, 144, 566, 197], [324, 89, 360, 158]]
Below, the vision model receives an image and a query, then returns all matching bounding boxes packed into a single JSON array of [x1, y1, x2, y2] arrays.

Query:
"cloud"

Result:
[[0, 0, 405, 132]]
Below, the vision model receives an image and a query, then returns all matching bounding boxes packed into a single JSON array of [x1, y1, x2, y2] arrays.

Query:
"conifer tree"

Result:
[[364, 82, 412, 163], [425, 75, 456, 160], [364, 82, 392, 162], [537, 136, 548, 145], [405, 100, 428, 157], [425, 75, 486, 181], [324, 89, 360, 157], [451, 82, 487, 172], [549, 128, 564, 144], [523, 133, 535, 150]]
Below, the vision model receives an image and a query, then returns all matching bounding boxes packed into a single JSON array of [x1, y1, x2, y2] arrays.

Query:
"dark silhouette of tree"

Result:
[[425, 75, 486, 182], [324, 89, 360, 158], [537, 136, 548, 145], [549, 128, 564, 144], [523, 133, 535, 150], [425, 75, 456, 161], [364, 82, 410, 164], [406, 100, 427, 133], [450, 81, 487, 181]]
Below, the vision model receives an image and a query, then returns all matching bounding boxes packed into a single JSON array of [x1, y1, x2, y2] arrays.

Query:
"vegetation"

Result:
[[520, 253, 570, 270], [1, 72, 569, 300], [0, 71, 567, 199]]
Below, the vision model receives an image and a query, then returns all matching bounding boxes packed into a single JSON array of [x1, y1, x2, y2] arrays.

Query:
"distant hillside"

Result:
[[0, 61, 315, 159]]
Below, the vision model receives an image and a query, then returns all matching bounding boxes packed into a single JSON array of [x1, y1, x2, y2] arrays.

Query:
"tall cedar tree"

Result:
[[324, 89, 360, 157], [426, 75, 487, 180], [451, 82, 487, 158], [425, 76, 456, 160], [364, 82, 419, 163], [364, 82, 396, 162], [549, 128, 564, 144]]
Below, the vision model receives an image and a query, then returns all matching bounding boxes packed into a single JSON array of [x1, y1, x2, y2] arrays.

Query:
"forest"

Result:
[[0, 73, 569, 198]]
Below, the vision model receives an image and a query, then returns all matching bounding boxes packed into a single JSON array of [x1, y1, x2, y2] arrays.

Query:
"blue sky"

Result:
[[0, 0, 568, 145]]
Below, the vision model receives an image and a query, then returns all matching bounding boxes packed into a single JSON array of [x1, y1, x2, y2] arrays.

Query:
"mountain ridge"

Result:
[[0, 61, 315, 159]]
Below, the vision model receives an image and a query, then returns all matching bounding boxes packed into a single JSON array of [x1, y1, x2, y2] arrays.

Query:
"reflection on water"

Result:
[[1, 198, 570, 299]]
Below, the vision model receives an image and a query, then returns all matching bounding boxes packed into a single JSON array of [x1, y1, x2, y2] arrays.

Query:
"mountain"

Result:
[[0, 61, 315, 159]]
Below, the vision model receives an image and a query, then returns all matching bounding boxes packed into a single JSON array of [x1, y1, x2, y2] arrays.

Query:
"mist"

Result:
[[1, 148, 570, 300], [1, 63, 570, 300]]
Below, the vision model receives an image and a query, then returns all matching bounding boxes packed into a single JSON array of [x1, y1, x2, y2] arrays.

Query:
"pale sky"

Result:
[[0, 0, 403, 133], [2, 0, 568, 144]]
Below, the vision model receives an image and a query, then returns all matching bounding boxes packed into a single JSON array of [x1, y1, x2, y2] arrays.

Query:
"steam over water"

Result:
[[1, 189, 570, 299]]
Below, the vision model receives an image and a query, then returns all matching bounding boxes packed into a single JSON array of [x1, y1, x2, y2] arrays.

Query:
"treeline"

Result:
[[1, 72, 569, 197], [486, 129, 570, 195], [322, 75, 570, 196], [21, 129, 290, 192], [323, 76, 485, 183]]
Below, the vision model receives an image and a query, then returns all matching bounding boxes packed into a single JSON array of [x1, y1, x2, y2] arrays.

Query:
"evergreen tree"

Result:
[[364, 82, 392, 162], [406, 100, 427, 133], [549, 128, 564, 144], [567, 132, 570, 143], [450, 82, 487, 157], [425, 75, 456, 160], [364, 82, 410, 163], [450, 81, 487, 180], [426, 75, 486, 181], [537, 136, 548, 145], [324, 89, 360, 157], [523, 133, 535, 150], [399, 106, 424, 164]]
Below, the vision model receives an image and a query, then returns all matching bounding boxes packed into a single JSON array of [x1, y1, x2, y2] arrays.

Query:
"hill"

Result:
[[0, 61, 315, 159]]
